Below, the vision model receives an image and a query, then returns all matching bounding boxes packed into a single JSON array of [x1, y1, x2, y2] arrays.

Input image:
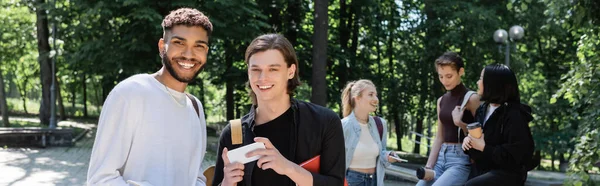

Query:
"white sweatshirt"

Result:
[[87, 74, 207, 186]]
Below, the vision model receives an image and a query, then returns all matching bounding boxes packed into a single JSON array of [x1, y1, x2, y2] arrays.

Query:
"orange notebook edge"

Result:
[[299, 155, 348, 186], [299, 155, 320, 173]]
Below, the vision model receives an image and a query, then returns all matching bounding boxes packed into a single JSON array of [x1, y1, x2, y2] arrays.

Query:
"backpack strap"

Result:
[[373, 116, 384, 141], [458, 91, 476, 141], [230, 119, 243, 145], [185, 93, 200, 117], [460, 91, 476, 112]]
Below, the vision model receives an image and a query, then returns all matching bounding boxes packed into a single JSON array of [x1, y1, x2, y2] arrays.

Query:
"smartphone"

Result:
[[227, 142, 266, 164], [390, 155, 408, 162]]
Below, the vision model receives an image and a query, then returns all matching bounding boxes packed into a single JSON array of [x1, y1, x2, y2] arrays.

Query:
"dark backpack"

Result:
[[185, 93, 200, 117], [373, 116, 384, 141]]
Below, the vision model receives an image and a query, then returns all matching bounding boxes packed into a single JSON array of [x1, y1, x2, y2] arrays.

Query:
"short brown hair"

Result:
[[161, 8, 213, 36], [434, 52, 464, 72], [245, 34, 301, 105]]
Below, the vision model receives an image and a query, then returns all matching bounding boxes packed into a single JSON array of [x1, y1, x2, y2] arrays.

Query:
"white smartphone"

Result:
[[227, 142, 266, 164], [390, 155, 408, 162]]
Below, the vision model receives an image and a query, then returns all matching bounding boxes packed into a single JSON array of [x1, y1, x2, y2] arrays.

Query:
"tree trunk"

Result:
[[375, 17, 382, 114], [83, 72, 88, 117], [395, 112, 403, 151], [386, 3, 401, 150], [56, 77, 66, 120], [22, 95, 28, 114], [285, 0, 302, 45], [225, 46, 234, 120], [348, 3, 360, 75], [71, 72, 76, 116], [413, 117, 423, 154], [422, 0, 441, 155], [94, 78, 102, 114], [15, 76, 29, 114], [551, 151, 556, 171], [310, 0, 328, 106], [0, 68, 10, 127], [559, 153, 568, 172], [198, 78, 206, 120], [336, 0, 351, 114], [35, 0, 52, 125], [259, 0, 283, 32]]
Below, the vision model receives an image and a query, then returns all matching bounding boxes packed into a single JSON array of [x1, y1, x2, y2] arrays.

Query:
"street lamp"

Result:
[[493, 25, 524, 67]]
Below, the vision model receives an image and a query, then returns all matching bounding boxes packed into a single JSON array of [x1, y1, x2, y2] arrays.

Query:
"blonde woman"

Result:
[[341, 79, 400, 186]]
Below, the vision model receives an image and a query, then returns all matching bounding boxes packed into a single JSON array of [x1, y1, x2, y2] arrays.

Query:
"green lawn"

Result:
[[6, 97, 101, 117], [0, 118, 87, 137]]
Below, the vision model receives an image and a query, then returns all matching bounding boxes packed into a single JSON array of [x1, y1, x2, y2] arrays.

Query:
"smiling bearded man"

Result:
[[87, 8, 213, 186]]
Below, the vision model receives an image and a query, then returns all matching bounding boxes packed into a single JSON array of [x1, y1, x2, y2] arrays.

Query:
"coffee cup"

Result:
[[467, 122, 482, 139], [416, 167, 435, 180]]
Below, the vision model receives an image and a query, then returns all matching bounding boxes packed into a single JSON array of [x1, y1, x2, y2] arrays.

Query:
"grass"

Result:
[[386, 131, 434, 156], [0, 117, 87, 137], [0, 119, 41, 128], [6, 97, 101, 117]]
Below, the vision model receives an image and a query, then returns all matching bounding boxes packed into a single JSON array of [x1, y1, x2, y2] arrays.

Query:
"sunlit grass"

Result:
[[6, 97, 101, 117], [0, 117, 86, 135]]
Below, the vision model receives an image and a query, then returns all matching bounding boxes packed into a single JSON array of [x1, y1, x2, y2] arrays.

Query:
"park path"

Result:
[[0, 117, 413, 186]]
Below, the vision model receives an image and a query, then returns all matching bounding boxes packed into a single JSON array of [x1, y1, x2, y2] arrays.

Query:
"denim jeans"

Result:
[[346, 169, 377, 186], [416, 143, 471, 186]]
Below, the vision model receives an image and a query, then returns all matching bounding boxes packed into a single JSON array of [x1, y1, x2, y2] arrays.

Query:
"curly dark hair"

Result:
[[161, 8, 213, 36]]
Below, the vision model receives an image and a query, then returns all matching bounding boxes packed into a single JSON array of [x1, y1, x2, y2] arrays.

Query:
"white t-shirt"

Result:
[[87, 74, 207, 186], [484, 104, 500, 127], [348, 123, 379, 169]]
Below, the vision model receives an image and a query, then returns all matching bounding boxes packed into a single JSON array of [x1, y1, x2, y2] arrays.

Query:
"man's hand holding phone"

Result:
[[221, 142, 266, 186]]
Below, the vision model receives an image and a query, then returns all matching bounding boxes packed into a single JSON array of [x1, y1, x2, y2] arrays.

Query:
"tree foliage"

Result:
[[1, 0, 599, 180]]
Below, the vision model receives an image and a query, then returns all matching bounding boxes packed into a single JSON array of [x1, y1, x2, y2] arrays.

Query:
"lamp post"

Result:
[[493, 25, 524, 67]]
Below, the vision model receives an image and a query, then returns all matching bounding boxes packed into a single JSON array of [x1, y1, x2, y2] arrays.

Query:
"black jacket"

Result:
[[212, 99, 346, 186], [467, 102, 534, 178]]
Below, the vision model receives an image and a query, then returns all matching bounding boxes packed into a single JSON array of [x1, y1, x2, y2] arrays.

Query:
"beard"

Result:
[[161, 50, 204, 83]]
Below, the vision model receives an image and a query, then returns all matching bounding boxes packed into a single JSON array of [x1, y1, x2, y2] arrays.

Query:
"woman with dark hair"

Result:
[[462, 64, 535, 186], [417, 52, 480, 186]]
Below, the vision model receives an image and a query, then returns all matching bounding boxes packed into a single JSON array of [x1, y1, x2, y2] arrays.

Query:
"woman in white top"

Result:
[[341, 79, 400, 186]]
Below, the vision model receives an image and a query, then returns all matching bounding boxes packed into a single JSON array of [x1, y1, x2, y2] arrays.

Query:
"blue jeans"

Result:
[[346, 169, 377, 186], [416, 143, 471, 186]]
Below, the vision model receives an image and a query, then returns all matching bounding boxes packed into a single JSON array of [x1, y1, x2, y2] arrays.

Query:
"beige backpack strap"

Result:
[[459, 91, 476, 140], [230, 119, 243, 145], [460, 91, 476, 112]]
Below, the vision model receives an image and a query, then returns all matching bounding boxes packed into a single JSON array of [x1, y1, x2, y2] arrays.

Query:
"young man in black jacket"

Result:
[[212, 34, 345, 186], [462, 64, 535, 186]]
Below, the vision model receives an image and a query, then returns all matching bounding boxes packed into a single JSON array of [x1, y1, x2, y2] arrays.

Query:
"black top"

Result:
[[439, 83, 476, 142], [466, 102, 534, 179], [213, 99, 345, 186], [251, 107, 294, 186]]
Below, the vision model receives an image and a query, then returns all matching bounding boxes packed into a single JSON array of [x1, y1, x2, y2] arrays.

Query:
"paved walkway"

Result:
[[386, 162, 568, 186], [0, 125, 217, 186], [0, 116, 415, 185], [7, 117, 569, 186], [0, 139, 93, 185]]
